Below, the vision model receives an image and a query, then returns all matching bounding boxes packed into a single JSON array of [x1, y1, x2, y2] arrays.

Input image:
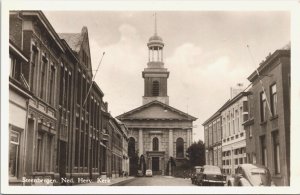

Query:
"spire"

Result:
[[154, 12, 157, 35]]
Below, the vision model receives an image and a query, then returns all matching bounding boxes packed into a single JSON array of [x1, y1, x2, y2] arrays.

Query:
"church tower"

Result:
[[142, 13, 170, 105]]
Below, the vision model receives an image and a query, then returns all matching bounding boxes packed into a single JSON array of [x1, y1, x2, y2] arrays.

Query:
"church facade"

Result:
[[117, 18, 197, 176]]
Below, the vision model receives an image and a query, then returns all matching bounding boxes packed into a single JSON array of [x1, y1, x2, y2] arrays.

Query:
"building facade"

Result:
[[243, 49, 290, 186], [9, 40, 32, 184], [220, 92, 248, 175], [9, 11, 65, 184], [117, 21, 197, 176], [203, 112, 222, 168], [8, 11, 126, 185]]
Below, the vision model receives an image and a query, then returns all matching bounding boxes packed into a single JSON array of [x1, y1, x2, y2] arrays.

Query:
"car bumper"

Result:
[[202, 179, 226, 184]]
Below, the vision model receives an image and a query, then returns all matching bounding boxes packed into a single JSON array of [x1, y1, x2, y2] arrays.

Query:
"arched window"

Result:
[[128, 137, 135, 157], [152, 81, 159, 96], [153, 137, 159, 151], [176, 138, 184, 158]]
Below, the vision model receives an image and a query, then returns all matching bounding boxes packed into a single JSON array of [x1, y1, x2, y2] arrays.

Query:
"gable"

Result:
[[130, 104, 187, 119], [78, 27, 93, 77], [117, 101, 197, 121]]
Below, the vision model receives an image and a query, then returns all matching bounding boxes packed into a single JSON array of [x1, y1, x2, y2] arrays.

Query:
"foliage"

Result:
[[186, 140, 206, 167]]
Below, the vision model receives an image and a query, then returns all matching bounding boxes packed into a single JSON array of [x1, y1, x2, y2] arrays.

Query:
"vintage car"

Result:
[[195, 165, 226, 186], [137, 170, 143, 177], [227, 164, 274, 186], [145, 169, 153, 177], [191, 166, 203, 184]]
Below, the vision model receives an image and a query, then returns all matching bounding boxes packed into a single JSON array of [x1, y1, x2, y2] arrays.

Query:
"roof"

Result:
[[202, 110, 221, 126], [218, 92, 249, 112], [149, 34, 163, 42], [58, 26, 88, 53], [58, 33, 83, 53], [202, 99, 230, 126], [18, 11, 65, 53], [202, 91, 250, 126], [117, 100, 197, 121], [247, 49, 290, 82]]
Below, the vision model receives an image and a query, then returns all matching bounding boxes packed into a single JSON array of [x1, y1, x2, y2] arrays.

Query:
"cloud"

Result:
[[166, 43, 251, 141], [91, 23, 147, 116]]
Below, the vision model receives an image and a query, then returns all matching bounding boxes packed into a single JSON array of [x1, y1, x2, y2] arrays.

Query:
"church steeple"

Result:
[[147, 13, 164, 64], [142, 13, 169, 105]]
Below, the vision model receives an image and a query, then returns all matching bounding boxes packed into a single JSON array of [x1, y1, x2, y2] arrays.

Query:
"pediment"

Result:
[[117, 101, 197, 121]]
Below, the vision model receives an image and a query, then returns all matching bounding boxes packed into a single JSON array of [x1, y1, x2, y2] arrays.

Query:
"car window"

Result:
[[203, 166, 221, 174]]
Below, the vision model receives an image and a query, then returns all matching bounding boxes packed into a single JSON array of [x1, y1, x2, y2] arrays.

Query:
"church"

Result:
[[117, 16, 197, 176]]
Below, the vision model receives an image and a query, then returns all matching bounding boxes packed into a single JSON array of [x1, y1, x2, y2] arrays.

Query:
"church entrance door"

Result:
[[152, 157, 159, 174]]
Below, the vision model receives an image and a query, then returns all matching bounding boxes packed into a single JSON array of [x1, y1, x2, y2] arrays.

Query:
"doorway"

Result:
[[152, 157, 159, 172], [59, 141, 67, 178]]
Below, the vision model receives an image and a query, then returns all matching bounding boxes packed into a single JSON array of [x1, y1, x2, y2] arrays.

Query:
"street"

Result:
[[116, 176, 194, 186]]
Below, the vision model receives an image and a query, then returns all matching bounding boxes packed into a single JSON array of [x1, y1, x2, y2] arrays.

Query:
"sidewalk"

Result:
[[77, 176, 135, 186]]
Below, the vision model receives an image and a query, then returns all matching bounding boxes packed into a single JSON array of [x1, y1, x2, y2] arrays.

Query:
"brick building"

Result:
[[243, 49, 290, 186], [9, 11, 65, 184], [8, 10, 127, 185], [9, 40, 31, 184]]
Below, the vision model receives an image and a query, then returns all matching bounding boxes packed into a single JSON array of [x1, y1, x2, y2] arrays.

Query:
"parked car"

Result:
[[191, 166, 203, 184], [145, 169, 153, 177], [137, 170, 143, 177], [227, 164, 274, 186], [195, 165, 226, 186]]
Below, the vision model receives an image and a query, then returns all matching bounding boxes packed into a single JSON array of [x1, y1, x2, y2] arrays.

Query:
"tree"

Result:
[[186, 140, 205, 167]]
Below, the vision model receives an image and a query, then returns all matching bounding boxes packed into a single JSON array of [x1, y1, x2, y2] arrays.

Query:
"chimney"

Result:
[[230, 83, 244, 99]]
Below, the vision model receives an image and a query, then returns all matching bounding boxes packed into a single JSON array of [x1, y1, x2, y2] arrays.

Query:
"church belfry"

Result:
[[143, 13, 170, 105]]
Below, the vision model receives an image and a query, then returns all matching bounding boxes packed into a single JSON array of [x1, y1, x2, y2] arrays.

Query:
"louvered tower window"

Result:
[[152, 81, 159, 96]]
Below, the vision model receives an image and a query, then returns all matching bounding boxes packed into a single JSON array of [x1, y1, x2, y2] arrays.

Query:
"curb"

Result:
[[110, 177, 136, 186]]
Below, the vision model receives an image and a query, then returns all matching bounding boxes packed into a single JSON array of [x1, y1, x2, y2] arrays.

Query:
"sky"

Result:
[[44, 11, 290, 142]]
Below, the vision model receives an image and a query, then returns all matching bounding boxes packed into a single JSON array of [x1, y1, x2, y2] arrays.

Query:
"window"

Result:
[[10, 55, 21, 80], [232, 112, 235, 134], [228, 117, 231, 136], [48, 65, 55, 105], [30, 45, 38, 91], [152, 81, 159, 96], [36, 133, 43, 171], [9, 131, 20, 178], [79, 131, 85, 167], [272, 131, 280, 174], [236, 109, 239, 132], [176, 138, 184, 158], [128, 137, 135, 157], [77, 71, 81, 104], [152, 137, 159, 151], [75, 125, 79, 167], [40, 56, 48, 98], [270, 84, 277, 116], [68, 74, 72, 110], [82, 77, 86, 104], [249, 126, 253, 138], [260, 92, 267, 122], [64, 69, 68, 107], [239, 158, 243, 164], [260, 135, 267, 166]]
